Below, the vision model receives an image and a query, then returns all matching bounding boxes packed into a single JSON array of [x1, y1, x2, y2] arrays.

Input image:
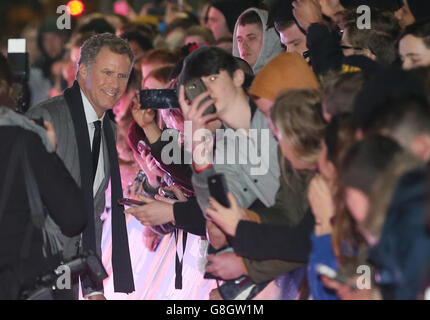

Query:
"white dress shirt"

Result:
[[80, 90, 105, 197]]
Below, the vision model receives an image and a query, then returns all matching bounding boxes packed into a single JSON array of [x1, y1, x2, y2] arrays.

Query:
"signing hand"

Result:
[[205, 192, 246, 237], [124, 195, 174, 226], [205, 252, 246, 280]]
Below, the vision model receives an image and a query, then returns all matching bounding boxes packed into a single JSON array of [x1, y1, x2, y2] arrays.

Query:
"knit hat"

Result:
[[407, 0, 430, 22], [210, 0, 264, 34], [249, 52, 320, 101]]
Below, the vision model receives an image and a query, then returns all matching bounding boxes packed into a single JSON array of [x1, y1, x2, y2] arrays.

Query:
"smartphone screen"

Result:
[[140, 89, 180, 110]]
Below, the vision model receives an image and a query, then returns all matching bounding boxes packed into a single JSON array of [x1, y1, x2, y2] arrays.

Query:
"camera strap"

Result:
[[174, 229, 188, 290]]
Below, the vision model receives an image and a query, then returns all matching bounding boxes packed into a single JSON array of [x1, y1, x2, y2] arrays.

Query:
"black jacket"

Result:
[[0, 126, 86, 299], [307, 23, 344, 76], [369, 167, 430, 300]]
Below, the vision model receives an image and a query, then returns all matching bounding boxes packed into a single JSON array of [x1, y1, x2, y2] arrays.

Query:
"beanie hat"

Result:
[[211, 0, 264, 34], [249, 52, 320, 101], [407, 0, 430, 22]]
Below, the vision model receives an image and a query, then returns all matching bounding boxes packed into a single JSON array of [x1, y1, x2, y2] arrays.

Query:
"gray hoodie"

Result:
[[232, 8, 283, 74]]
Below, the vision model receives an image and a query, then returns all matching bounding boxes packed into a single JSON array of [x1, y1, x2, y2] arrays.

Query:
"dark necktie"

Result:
[[92, 120, 102, 182]]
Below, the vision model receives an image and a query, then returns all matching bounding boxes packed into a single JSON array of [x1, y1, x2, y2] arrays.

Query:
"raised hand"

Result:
[[293, 0, 324, 32], [178, 85, 218, 168], [205, 192, 246, 237]]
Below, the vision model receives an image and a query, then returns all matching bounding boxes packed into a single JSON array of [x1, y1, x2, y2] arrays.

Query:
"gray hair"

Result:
[[78, 32, 134, 75]]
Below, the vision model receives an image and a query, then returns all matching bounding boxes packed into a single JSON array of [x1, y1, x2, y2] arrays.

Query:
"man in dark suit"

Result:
[[27, 33, 135, 299]]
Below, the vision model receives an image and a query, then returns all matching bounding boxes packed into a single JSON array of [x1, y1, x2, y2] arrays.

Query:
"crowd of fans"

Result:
[[2, 0, 430, 300]]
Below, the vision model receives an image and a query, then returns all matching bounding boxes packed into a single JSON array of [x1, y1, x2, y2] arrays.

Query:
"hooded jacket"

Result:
[[232, 8, 283, 74], [367, 153, 430, 300]]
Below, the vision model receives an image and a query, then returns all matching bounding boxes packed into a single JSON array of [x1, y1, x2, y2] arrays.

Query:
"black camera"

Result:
[[140, 89, 180, 110], [20, 252, 108, 300]]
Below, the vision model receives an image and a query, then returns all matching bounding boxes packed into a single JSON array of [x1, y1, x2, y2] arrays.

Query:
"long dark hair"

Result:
[[324, 114, 365, 263]]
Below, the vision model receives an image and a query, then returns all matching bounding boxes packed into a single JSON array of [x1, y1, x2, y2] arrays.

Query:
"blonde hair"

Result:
[[271, 89, 325, 167]]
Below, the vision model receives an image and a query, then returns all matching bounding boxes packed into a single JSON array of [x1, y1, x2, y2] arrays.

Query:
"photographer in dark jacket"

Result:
[[0, 53, 86, 299]]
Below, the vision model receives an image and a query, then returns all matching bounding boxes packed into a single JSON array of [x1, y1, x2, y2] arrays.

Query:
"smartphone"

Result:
[[140, 89, 180, 110], [315, 264, 357, 290], [118, 198, 146, 207], [184, 78, 216, 116], [208, 174, 230, 208]]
